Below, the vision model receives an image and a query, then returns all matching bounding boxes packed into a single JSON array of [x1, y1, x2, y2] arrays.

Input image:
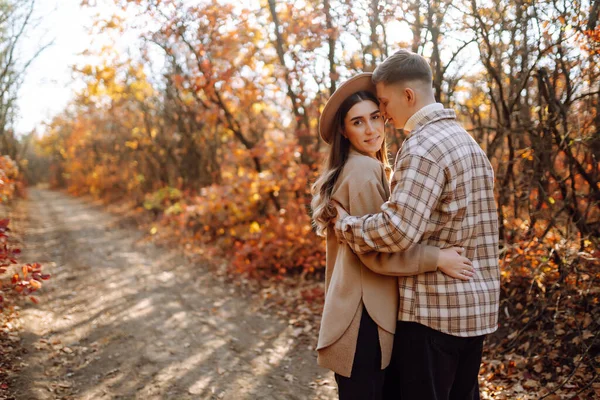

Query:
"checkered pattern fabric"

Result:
[[335, 108, 500, 337]]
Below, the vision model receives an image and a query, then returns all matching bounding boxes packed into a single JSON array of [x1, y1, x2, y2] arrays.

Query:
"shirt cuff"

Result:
[[334, 215, 348, 240], [335, 214, 361, 241]]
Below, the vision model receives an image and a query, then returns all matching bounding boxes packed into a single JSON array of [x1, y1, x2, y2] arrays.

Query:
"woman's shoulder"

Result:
[[344, 152, 384, 175], [332, 152, 389, 204], [337, 152, 386, 189]]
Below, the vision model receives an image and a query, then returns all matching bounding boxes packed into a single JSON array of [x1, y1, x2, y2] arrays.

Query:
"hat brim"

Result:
[[318, 73, 377, 144]]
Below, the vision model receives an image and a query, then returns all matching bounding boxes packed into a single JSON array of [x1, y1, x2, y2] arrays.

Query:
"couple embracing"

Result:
[[311, 49, 500, 400]]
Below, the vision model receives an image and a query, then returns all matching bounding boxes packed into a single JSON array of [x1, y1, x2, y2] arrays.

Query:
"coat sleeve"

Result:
[[346, 168, 439, 276]]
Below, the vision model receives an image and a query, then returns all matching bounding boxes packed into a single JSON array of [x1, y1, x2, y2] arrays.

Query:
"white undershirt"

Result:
[[404, 103, 444, 132]]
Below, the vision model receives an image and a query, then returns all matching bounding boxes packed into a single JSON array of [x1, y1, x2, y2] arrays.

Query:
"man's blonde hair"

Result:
[[372, 49, 433, 86]]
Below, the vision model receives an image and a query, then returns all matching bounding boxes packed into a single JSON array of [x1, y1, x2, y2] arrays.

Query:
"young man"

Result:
[[333, 49, 500, 399]]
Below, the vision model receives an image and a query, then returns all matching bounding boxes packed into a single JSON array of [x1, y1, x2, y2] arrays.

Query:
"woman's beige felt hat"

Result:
[[318, 72, 377, 144]]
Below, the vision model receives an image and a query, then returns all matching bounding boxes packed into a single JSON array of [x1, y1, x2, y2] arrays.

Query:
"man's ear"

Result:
[[405, 87, 416, 105]]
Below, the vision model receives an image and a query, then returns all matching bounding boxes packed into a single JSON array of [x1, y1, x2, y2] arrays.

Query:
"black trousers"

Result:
[[335, 307, 385, 400], [382, 321, 485, 400]]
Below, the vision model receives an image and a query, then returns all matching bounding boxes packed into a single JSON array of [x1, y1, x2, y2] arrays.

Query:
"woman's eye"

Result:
[[353, 120, 363, 126], [372, 114, 380, 120]]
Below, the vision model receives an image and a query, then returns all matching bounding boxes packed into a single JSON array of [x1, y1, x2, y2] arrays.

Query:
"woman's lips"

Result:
[[365, 135, 380, 144]]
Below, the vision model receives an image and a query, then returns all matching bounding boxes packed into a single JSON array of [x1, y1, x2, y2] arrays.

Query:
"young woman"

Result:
[[311, 73, 474, 399]]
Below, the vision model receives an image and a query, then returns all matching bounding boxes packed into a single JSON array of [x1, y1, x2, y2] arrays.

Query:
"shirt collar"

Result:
[[404, 103, 444, 132]]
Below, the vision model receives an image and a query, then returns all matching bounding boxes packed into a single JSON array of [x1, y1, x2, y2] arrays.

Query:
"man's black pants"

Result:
[[382, 321, 485, 400], [334, 307, 385, 399]]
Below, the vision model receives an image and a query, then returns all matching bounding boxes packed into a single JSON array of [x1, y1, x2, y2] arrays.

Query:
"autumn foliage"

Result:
[[0, 222, 49, 312], [0, 158, 49, 311], [27, 0, 600, 396], [35, 0, 599, 272], [0, 156, 22, 203]]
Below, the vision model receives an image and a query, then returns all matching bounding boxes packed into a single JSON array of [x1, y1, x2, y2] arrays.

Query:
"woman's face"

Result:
[[342, 100, 385, 158]]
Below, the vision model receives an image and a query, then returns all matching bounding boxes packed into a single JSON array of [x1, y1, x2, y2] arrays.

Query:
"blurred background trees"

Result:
[[32, 0, 597, 271], [1, 0, 50, 183], [2, 0, 599, 395]]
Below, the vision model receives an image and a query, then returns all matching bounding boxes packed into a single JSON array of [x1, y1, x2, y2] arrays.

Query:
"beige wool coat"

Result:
[[317, 149, 440, 377]]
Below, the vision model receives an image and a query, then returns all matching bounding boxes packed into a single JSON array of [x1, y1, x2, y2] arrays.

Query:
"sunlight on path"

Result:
[[14, 189, 337, 399]]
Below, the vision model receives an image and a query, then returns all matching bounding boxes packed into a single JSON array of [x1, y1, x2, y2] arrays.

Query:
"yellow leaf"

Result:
[[252, 103, 265, 113], [249, 221, 261, 234]]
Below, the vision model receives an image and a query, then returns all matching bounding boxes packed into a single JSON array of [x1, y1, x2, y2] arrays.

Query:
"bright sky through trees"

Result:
[[16, 0, 128, 135], [15, 0, 418, 136]]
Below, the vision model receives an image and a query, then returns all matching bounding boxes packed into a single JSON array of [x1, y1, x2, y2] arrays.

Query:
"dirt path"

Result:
[[12, 189, 337, 400]]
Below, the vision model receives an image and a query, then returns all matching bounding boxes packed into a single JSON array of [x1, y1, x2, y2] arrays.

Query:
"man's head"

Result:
[[372, 49, 436, 130]]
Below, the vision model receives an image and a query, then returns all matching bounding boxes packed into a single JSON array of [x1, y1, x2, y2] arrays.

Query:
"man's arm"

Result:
[[337, 176, 441, 276], [334, 150, 445, 254]]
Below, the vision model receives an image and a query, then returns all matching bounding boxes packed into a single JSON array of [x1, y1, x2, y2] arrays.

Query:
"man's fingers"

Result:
[[331, 200, 347, 215], [451, 246, 464, 255]]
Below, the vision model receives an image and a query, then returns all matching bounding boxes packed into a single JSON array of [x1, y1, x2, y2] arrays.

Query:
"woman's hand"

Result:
[[438, 247, 474, 281]]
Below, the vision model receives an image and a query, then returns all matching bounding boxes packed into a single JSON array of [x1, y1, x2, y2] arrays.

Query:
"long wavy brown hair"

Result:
[[311, 91, 390, 237]]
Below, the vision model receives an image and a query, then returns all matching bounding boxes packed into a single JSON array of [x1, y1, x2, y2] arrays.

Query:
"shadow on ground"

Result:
[[13, 189, 336, 400]]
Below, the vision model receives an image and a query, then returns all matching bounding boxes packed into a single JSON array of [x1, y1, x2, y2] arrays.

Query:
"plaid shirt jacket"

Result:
[[335, 107, 500, 337]]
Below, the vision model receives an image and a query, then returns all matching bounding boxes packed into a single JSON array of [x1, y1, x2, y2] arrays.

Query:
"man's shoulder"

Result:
[[404, 120, 468, 160], [402, 122, 494, 179]]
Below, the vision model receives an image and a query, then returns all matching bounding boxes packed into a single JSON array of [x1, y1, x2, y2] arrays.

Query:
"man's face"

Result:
[[376, 82, 412, 130]]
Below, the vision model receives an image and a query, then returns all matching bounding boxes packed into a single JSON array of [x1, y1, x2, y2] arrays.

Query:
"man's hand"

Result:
[[330, 200, 349, 227]]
